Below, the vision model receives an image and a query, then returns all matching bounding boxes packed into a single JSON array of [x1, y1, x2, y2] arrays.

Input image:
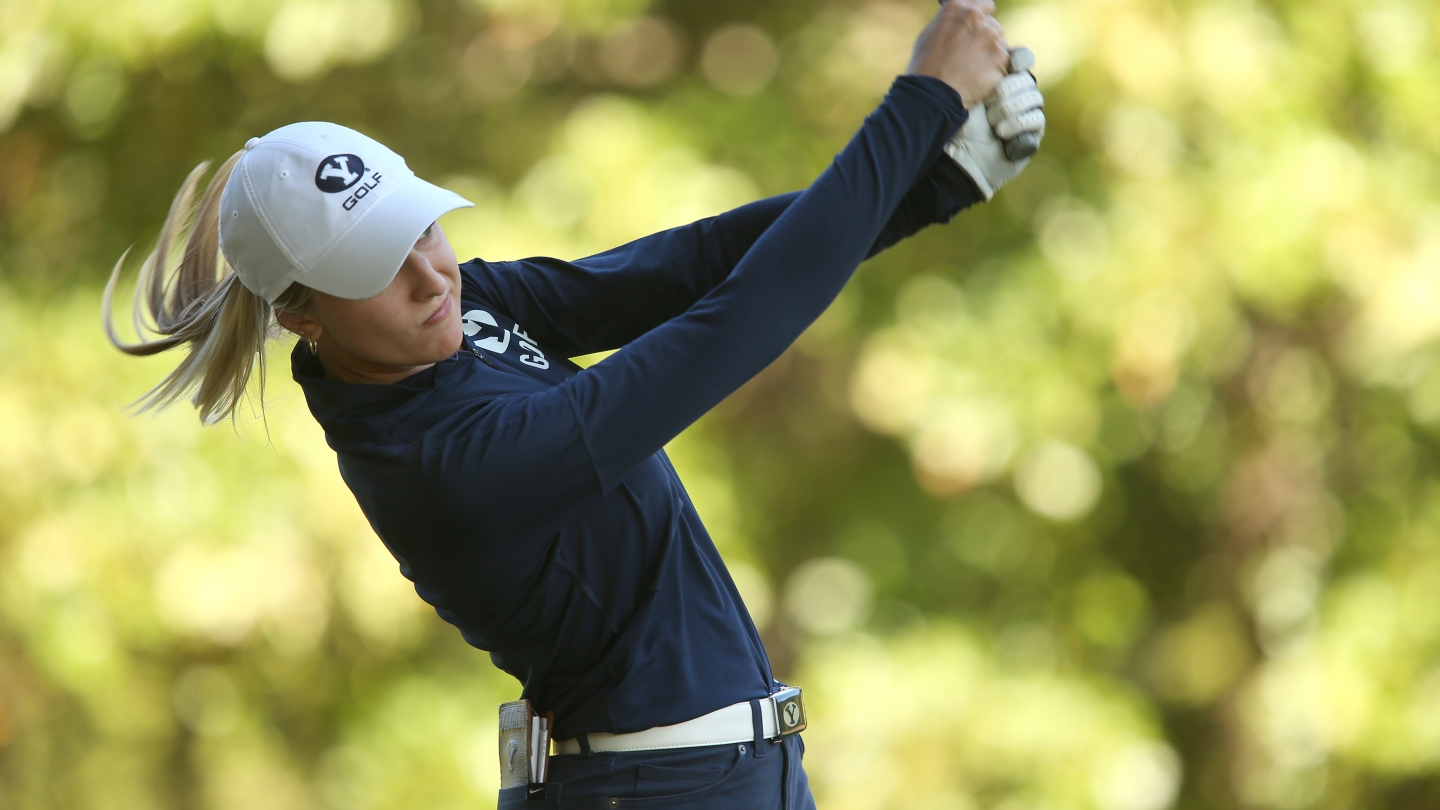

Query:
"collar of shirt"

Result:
[[289, 340, 464, 446]]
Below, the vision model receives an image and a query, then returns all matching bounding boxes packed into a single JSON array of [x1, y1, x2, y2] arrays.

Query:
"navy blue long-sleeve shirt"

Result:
[[295, 75, 977, 740]]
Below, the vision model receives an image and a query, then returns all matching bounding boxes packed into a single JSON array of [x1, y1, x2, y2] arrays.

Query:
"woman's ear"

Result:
[[274, 308, 318, 340]]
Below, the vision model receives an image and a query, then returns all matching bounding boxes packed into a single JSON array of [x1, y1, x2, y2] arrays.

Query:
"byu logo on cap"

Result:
[[315, 154, 366, 193]]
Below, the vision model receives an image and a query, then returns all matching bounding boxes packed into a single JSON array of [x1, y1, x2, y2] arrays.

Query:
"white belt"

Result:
[[554, 688, 805, 755]]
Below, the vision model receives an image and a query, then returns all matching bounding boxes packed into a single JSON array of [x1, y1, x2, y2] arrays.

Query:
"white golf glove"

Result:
[[944, 70, 1046, 200]]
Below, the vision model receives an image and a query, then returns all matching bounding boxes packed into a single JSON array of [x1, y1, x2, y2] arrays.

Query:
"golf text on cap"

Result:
[[315, 153, 383, 211]]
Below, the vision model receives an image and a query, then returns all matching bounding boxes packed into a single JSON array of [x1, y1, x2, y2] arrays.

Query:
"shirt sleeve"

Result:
[[459, 192, 797, 359], [420, 76, 968, 547], [461, 108, 983, 358], [867, 153, 983, 258]]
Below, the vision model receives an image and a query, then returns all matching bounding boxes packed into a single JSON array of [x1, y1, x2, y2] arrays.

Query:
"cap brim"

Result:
[[299, 175, 473, 300]]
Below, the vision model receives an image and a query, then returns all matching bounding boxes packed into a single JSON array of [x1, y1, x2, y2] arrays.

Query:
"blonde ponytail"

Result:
[[102, 151, 315, 425]]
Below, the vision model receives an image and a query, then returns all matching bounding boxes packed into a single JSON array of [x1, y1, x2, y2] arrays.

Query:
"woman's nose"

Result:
[[404, 250, 449, 297]]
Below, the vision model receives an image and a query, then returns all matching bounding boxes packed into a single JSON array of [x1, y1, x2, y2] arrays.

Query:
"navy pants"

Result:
[[497, 734, 815, 810]]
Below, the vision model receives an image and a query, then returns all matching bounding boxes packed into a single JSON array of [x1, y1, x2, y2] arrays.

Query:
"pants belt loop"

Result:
[[748, 698, 766, 759], [781, 735, 792, 810], [577, 733, 592, 756]]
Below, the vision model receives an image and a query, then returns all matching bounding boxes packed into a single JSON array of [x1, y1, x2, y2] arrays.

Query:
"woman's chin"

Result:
[[423, 324, 464, 363]]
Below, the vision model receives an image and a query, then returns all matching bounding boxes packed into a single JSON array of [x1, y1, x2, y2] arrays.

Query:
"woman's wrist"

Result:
[[895, 73, 969, 118]]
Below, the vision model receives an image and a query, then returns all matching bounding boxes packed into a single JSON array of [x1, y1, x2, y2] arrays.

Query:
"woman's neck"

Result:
[[318, 350, 437, 385]]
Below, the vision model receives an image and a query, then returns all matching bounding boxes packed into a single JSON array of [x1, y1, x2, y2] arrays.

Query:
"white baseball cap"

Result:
[[219, 121, 473, 303]]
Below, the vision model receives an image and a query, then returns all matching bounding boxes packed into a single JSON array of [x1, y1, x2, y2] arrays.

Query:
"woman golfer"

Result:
[[106, 1, 1042, 806]]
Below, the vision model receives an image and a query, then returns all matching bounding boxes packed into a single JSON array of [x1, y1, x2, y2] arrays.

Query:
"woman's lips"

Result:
[[423, 293, 452, 326]]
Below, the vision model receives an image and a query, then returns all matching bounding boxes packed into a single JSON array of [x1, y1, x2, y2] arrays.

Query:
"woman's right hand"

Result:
[[906, 0, 1012, 109]]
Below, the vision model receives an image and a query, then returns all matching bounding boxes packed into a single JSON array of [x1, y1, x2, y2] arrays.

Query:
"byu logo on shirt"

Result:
[[462, 309, 549, 369], [462, 309, 510, 352], [315, 154, 366, 193]]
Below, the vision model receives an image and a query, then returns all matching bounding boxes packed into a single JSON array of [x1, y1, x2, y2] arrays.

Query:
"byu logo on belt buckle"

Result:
[[771, 687, 806, 739]]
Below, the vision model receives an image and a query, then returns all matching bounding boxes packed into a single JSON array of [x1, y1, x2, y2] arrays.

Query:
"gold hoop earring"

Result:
[[307, 336, 320, 356]]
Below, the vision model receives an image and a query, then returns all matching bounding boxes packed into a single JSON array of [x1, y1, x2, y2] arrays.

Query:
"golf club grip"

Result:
[[997, 47, 1037, 160], [1006, 132, 1040, 161]]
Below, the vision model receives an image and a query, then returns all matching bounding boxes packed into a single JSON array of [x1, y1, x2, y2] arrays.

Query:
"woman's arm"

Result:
[[424, 74, 972, 540], [459, 0, 1009, 359], [420, 1, 1009, 545], [564, 75, 968, 491], [459, 191, 797, 358], [463, 156, 982, 358]]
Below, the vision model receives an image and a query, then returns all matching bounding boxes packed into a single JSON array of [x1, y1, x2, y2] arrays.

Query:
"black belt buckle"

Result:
[[770, 687, 806, 739]]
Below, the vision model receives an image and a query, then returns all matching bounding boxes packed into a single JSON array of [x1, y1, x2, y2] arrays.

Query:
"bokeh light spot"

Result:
[[598, 16, 683, 87], [1014, 441, 1102, 521], [1037, 198, 1111, 279], [63, 56, 126, 137], [784, 557, 873, 636], [172, 665, 242, 738], [1091, 741, 1182, 810], [726, 560, 774, 631], [910, 400, 1019, 497], [700, 25, 779, 98]]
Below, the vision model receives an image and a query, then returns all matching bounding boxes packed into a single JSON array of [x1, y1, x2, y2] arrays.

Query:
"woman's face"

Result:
[[283, 221, 464, 384]]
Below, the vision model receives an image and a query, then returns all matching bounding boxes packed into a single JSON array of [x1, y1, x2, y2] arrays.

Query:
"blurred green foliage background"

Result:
[[2, 0, 1439, 807]]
